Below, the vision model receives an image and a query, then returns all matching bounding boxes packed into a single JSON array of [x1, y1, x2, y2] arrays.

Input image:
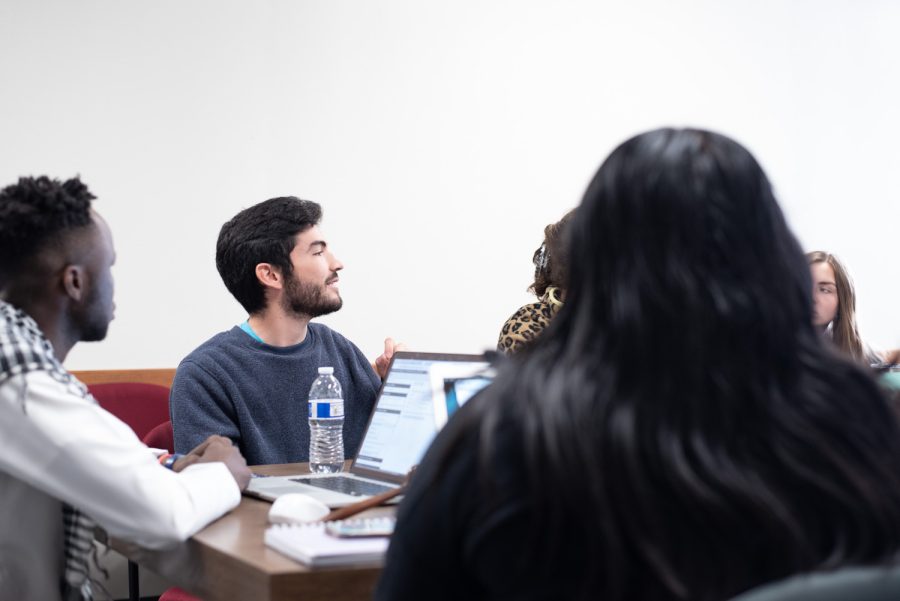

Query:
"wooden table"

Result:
[[111, 463, 387, 601]]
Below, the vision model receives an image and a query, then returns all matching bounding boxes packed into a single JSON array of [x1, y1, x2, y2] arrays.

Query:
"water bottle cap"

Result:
[[318, 366, 334, 375]]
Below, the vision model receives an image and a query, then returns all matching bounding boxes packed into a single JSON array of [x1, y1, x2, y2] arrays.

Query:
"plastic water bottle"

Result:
[[308, 366, 344, 473]]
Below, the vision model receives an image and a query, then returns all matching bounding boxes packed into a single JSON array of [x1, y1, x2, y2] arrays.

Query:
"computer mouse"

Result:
[[268, 493, 331, 524]]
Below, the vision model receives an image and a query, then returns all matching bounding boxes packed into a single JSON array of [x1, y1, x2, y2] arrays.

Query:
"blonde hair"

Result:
[[806, 251, 866, 361]]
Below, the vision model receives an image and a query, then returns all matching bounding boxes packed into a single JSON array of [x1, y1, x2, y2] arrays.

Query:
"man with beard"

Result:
[[0, 176, 251, 601], [170, 196, 399, 465]]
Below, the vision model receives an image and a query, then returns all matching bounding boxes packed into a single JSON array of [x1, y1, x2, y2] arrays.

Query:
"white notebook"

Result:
[[264, 522, 390, 567]]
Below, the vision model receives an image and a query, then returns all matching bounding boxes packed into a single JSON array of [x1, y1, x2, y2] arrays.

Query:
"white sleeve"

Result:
[[0, 372, 241, 549]]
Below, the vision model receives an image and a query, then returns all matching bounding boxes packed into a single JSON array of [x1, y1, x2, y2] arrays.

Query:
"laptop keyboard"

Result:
[[290, 476, 395, 497]]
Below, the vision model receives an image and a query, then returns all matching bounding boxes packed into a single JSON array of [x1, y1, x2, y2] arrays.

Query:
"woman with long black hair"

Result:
[[375, 128, 900, 601]]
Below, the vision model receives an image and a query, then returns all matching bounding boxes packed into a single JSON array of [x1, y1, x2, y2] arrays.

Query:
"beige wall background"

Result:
[[1, 0, 898, 369]]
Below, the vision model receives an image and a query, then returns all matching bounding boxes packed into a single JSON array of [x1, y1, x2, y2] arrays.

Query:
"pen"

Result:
[[323, 484, 406, 522]]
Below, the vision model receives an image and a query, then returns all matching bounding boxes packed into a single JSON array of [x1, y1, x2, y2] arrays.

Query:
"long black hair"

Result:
[[463, 128, 900, 600]]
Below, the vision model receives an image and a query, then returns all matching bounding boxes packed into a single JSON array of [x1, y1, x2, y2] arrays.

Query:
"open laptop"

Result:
[[245, 351, 492, 507]]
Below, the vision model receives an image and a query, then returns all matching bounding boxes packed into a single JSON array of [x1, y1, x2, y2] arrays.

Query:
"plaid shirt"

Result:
[[0, 300, 95, 601]]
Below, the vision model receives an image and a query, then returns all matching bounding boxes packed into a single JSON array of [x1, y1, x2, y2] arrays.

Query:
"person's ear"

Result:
[[255, 263, 284, 290], [61, 264, 86, 302]]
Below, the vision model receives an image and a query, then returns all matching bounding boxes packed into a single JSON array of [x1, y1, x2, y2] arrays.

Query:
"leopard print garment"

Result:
[[497, 287, 563, 354]]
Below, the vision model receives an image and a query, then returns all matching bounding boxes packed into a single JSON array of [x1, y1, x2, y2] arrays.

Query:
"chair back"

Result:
[[71, 369, 176, 440], [89, 382, 171, 441], [143, 420, 175, 453], [73, 368, 176, 389]]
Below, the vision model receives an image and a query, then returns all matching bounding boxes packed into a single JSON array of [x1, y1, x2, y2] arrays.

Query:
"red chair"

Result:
[[89, 382, 170, 440], [143, 420, 175, 453], [85, 380, 180, 601], [145, 420, 203, 601], [81, 375, 203, 601], [159, 587, 201, 601], [142, 422, 203, 601]]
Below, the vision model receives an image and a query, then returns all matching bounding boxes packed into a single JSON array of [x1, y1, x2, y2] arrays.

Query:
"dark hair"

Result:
[[529, 209, 575, 297], [0, 176, 95, 287], [453, 129, 900, 599], [216, 196, 322, 314]]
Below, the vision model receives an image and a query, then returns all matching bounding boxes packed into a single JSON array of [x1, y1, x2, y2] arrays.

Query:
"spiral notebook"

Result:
[[265, 522, 390, 567]]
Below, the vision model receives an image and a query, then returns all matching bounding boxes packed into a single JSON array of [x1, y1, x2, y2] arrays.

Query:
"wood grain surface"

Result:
[[111, 462, 387, 601], [71, 368, 177, 388]]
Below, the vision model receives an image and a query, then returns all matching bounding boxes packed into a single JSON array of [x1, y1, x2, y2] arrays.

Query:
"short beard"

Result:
[[79, 320, 110, 343], [74, 284, 112, 343], [282, 274, 342, 319]]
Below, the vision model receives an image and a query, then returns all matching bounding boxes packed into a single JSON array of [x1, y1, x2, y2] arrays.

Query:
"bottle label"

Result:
[[309, 398, 344, 419]]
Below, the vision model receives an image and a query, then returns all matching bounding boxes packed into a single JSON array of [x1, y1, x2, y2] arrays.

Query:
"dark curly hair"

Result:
[[529, 209, 575, 297], [0, 176, 96, 286], [216, 196, 322, 314]]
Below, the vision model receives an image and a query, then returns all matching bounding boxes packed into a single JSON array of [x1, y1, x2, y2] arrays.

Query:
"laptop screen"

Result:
[[352, 353, 490, 479], [442, 376, 493, 419]]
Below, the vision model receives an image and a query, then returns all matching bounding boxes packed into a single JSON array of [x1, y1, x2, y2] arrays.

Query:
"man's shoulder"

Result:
[[510, 299, 551, 323], [0, 301, 76, 390], [309, 323, 364, 354], [181, 327, 244, 361], [175, 327, 250, 379], [307, 324, 380, 389], [171, 329, 247, 403]]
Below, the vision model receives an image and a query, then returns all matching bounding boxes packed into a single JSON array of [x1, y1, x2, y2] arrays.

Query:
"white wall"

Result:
[[1, 0, 898, 369]]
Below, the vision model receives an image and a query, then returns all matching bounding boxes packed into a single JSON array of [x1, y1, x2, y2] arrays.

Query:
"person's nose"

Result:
[[811, 292, 824, 312]]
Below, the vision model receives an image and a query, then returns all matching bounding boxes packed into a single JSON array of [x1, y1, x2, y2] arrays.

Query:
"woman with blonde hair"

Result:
[[806, 251, 896, 365], [806, 251, 870, 362]]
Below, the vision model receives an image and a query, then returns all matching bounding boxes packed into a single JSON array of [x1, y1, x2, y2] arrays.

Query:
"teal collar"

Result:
[[239, 320, 265, 343]]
